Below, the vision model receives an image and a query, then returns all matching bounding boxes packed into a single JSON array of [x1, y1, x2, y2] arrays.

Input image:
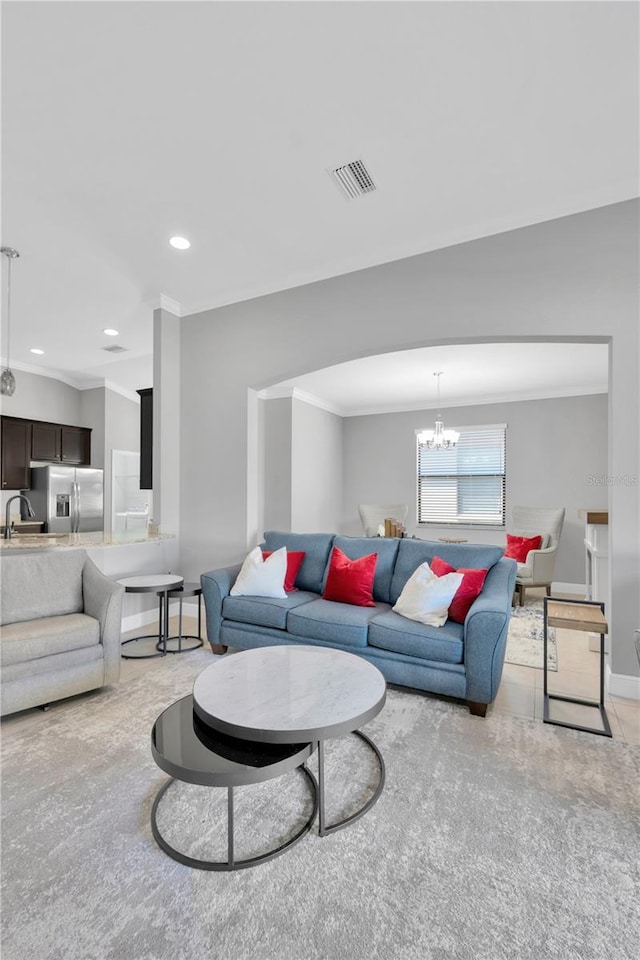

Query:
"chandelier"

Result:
[[1, 247, 20, 397], [417, 372, 459, 449]]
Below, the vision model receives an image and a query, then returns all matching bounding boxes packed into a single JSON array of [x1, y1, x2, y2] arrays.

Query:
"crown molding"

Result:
[[0, 359, 141, 403], [258, 385, 344, 417], [147, 294, 182, 317]]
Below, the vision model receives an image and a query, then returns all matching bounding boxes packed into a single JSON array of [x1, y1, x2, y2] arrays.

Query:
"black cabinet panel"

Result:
[[1, 417, 31, 490], [138, 388, 153, 490], [61, 426, 91, 464], [32, 422, 62, 461], [1, 416, 91, 489]]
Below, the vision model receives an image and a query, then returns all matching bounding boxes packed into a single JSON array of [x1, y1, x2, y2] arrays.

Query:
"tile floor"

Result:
[[496, 591, 639, 743], [120, 596, 640, 745]]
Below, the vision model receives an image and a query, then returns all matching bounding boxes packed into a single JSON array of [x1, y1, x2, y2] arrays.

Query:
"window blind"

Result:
[[417, 425, 506, 526]]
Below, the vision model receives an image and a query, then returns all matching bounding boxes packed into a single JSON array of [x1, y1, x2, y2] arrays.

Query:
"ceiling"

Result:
[[260, 343, 609, 417], [1, 2, 636, 403]]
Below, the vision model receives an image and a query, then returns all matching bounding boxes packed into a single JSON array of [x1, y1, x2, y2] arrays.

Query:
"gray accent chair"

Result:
[[0, 549, 124, 716], [358, 504, 409, 537], [511, 506, 566, 606]]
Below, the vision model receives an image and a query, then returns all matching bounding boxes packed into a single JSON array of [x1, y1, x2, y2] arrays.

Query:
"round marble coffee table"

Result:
[[192, 645, 386, 836]]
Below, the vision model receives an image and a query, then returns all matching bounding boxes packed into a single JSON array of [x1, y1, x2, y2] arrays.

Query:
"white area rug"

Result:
[[2, 647, 638, 960], [506, 600, 558, 671]]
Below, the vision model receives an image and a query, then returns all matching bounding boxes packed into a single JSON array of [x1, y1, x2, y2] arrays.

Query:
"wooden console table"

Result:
[[542, 597, 612, 737]]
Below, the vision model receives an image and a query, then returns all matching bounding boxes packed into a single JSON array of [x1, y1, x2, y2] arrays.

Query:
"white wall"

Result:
[[179, 201, 639, 678], [342, 393, 608, 585]]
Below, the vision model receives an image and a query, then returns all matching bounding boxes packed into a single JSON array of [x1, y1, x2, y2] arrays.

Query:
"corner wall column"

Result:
[[153, 307, 180, 537]]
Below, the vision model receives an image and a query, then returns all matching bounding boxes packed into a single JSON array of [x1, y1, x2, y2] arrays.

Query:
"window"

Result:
[[417, 424, 506, 526]]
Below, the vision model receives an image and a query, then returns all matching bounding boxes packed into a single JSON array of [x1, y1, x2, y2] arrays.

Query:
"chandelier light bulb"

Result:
[[418, 372, 459, 449]]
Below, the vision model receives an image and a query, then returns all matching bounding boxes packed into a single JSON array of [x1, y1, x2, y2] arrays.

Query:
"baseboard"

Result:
[[552, 582, 587, 595], [606, 663, 640, 701]]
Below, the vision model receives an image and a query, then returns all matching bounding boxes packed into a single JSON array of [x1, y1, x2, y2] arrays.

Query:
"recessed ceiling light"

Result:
[[30, 348, 44, 355], [103, 328, 119, 336], [169, 236, 190, 250]]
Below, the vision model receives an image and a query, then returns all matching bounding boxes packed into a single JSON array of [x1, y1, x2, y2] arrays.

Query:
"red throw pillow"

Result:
[[322, 546, 377, 607], [504, 534, 542, 563], [262, 550, 306, 593], [430, 555, 488, 623]]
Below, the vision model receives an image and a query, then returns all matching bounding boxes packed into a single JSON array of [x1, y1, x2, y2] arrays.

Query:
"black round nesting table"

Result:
[[155, 582, 204, 654], [150, 695, 318, 871], [118, 574, 184, 659]]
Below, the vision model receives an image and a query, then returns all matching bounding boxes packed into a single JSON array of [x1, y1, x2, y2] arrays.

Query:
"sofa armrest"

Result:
[[463, 557, 517, 705], [200, 564, 242, 648], [82, 558, 125, 684]]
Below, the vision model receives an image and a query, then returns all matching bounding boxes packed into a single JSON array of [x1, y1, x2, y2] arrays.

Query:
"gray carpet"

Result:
[[2, 647, 639, 960]]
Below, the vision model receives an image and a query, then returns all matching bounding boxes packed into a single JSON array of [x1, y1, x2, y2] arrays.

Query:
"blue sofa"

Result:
[[200, 532, 517, 716]]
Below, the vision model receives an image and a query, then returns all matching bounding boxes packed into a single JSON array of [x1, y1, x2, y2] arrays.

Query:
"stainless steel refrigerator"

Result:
[[24, 465, 104, 533]]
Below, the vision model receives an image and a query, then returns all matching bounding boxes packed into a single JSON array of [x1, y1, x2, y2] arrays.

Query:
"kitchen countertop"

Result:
[[0, 531, 176, 551]]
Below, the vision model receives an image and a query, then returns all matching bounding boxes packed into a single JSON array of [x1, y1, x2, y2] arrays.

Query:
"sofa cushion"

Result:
[[262, 532, 335, 594], [392, 563, 463, 627], [504, 534, 542, 563], [262, 550, 306, 592], [390, 539, 505, 604], [430, 556, 489, 624], [322, 546, 377, 607], [368, 609, 464, 664], [0, 613, 100, 666], [222, 591, 318, 631], [1, 644, 103, 682], [332, 536, 400, 603], [230, 546, 287, 598], [0, 550, 86, 626], [287, 598, 390, 649]]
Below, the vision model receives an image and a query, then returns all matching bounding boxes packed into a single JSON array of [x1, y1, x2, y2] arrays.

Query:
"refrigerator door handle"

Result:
[[72, 481, 80, 533]]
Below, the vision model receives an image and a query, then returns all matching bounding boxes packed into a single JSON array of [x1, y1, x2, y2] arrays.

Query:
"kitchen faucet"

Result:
[[4, 494, 36, 539]]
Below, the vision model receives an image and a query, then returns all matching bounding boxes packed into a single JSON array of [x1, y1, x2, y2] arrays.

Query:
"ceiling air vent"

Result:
[[101, 345, 128, 354], [330, 159, 376, 200]]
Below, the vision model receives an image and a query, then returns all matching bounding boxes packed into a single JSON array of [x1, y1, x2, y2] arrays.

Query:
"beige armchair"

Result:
[[510, 506, 565, 606], [358, 504, 408, 537]]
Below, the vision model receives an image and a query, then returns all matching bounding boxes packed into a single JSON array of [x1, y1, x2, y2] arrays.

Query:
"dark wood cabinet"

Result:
[[138, 388, 153, 490], [1, 417, 32, 490], [61, 425, 91, 464], [32, 421, 62, 461], [1, 416, 92, 490]]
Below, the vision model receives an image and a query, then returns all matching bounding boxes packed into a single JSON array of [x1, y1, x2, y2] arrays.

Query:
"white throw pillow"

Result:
[[392, 562, 463, 627], [230, 546, 287, 599]]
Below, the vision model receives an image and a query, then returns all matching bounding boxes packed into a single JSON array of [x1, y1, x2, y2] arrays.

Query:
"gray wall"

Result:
[[264, 398, 293, 531], [0, 369, 82, 426], [263, 396, 343, 534], [291, 398, 343, 532], [179, 201, 639, 677], [342, 393, 608, 585]]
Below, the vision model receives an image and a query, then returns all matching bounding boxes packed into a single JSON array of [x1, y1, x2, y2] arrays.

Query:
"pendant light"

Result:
[[1, 247, 20, 397], [417, 372, 459, 449]]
